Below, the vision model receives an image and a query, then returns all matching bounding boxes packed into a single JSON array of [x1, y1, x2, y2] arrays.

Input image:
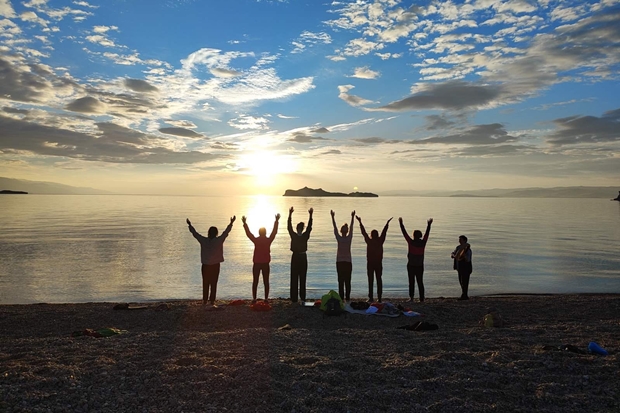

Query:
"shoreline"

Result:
[[1, 294, 618, 412]]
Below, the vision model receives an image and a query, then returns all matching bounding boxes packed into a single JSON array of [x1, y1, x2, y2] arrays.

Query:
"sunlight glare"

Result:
[[239, 151, 296, 187], [244, 195, 280, 233]]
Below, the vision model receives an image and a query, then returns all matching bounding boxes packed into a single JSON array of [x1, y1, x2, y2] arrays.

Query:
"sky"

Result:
[[0, 0, 619, 195]]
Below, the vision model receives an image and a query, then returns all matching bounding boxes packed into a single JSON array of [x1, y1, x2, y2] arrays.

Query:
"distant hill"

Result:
[[284, 187, 378, 198], [381, 186, 619, 199], [0, 190, 28, 194], [0, 177, 110, 195]]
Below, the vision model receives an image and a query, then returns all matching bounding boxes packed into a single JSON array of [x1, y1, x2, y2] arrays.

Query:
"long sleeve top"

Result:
[[359, 222, 389, 264], [243, 221, 278, 263], [287, 214, 313, 253], [400, 221, 431, 266], [452, 244, 472, 270], [188, 222, 233, 265], [333, 215, 354, 263]]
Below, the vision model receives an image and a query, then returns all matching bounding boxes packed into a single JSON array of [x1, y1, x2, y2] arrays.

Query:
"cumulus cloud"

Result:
[[288, 132, 327, 143], [0, 114, 217, 164], [546, 108, 620, 146], [124, 78, 158, 93], [86, 34, 116, 47], [228, 114, 270, 130], [291, 31, 332, 54], [0, 0, 16, 18], [338, 85, 375, 107], [64, 96, 105, 113], [350, 66, 380, 79], [406, 124, 518, 145], [158, 127, 204, 138]]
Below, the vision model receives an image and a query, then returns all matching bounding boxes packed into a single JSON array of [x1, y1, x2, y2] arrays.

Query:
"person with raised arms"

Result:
[[288, 206, 313, 303], [399, 217, 433, 303], [357, 215, 392, 303], [186, 216, 235, 307], [242, 213, 280, 303], [331, 209, 355, 302]]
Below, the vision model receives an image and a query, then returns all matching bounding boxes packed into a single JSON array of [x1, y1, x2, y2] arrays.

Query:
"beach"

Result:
[[1, 294, 618, 412]]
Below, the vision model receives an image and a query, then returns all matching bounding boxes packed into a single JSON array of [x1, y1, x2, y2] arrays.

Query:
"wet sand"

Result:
[[1, 294, 618, 412]]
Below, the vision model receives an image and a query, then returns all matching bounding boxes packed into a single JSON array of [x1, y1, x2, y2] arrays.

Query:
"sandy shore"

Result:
[[1, 294, 619, 412]]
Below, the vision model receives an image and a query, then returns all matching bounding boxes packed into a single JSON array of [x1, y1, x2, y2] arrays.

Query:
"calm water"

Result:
[[0, 195, 619, 304]]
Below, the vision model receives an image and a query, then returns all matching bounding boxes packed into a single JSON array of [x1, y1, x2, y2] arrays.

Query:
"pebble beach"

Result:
[[1, 294, 619, 412]]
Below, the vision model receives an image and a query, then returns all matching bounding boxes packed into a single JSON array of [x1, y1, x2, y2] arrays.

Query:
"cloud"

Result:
[[311, 127, 329, 133], [73, 1, 98, 8], [3, 106, 30, 115], [20, 11, 48, 27], [424, 114, 456, 130], [338, 85, 375, 107], [159, 127, 204, 138], [352, 137, 387, 144], [342, 38, 384, 57], [277, 114, 298, 119], [350, 66, 380, 79], [124, 78, 158, 93], [64, 96, 105, 113], [0, 114, 218, 164], [210, 68, 242, 78], [228, 114, 270, 130], [451, 144, 532, 156], [291, 31, 332, 54], [86, 35, 117, 48], [92, 25, 117, 33], [288, 132, 327, 143], [321, 149, 342, 155], [0, 0, 16, 18], [407, 123, 519, 145], [546, 108, 620, 146], [165, 119, 197, 129]]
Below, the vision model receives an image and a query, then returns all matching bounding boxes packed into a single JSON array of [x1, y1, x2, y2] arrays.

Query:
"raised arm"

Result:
[[269, 213, 281, 241], [305, 208, 313, 235], [186, 218, 203, 240], [380, 217, 393, 241], [331, 210, 338, 236], [242, 216, 255, 241], [423, 218, 433, 241], [287, 206, 294, 236], [220, 216, 236, 240], [356, 215, 370, 242], [348, 210, 355, 239], [398, 217, 412, 242]]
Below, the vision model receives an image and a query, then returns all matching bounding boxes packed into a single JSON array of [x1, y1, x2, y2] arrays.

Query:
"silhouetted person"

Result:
[[357, 215, 392, 303], [451, 235, 472, 300], [186, 216, 235, 306], [288, 206, 313, 303], [399, 217, 433, 302], [331, 209, 355, 301], [242, 214, 280, 303]]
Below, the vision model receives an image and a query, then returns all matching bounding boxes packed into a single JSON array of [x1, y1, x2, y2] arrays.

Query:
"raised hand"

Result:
[[356, 215, 362, 222], [398, 217, 403, 224], [387, 217, 393, 224], [275, 213, 281, 221], [241, 216, 247, 224], [308, 207, 314, 215], [351, 210, 355, 217], [230, 216, 236, 224], [289, 206, 294, 214], [428, 218, 433, 224], [186, 218, 192, 226], [330, 210, 335, 217]]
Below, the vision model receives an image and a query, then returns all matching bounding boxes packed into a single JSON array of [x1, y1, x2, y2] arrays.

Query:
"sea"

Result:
[[1, 195, 619, 304]]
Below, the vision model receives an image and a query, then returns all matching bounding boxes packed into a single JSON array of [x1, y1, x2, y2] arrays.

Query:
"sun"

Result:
[[238, 151, 297, 186]]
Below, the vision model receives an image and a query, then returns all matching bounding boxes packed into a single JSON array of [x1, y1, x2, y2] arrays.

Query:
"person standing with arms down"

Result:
[[242, 214, 280, 303], [288, 206, 313, 303], [451, 235, 472, 300], [186, 216, 235, 307], [331, 209, 355, 302], [399, 217, 433, 303], [357, 215, 392, 303]]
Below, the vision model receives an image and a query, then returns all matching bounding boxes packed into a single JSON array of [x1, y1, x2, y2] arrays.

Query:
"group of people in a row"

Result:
[[186, 208, 473, 307]]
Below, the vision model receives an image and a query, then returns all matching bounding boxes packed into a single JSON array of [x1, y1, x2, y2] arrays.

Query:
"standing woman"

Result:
[[451, 235, 472, 300], [186, 216, 235, 306], [399, 217, 433, 302], [331, 210, 355, 301], [357, 215, 392, 303], [287, 206, 313, 303], [242, 214, 280, 303]]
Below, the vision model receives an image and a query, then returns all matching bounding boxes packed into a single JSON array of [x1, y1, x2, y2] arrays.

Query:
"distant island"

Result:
[[283, 187, 378, 198], [0, 190, 28, 194]]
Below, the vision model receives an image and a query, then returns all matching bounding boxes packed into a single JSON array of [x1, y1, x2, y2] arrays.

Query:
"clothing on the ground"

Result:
[[189, 222, 233, 265], [244, 220, 278, 263]]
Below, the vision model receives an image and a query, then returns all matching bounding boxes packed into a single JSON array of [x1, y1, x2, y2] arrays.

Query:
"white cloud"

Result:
[[86, 35, 117, 48], [337, 85, 375, 107], [0, 0, 16, 18], [350, 66, 380, 79], [20, 11, 49, 27], [228, 114, 270, 130], [343, 38, 384, 56], [291, 31, 332, 53], [93, 25, 118, 33]]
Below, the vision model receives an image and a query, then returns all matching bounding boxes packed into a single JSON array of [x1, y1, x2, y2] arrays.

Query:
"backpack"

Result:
[[324, 297, 342, 316]]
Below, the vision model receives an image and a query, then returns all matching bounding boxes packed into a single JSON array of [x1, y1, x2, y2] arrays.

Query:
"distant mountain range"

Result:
[[284, 187, 378, 197], [381, 186, 620, 199], [0, 177, 109, 195]]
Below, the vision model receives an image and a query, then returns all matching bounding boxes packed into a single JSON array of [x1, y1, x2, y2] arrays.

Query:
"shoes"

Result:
[[457, 296, 469, 301], [251, 299, 257, 305], [367, 298, 374, 303], [419, 298, 425, 303]]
